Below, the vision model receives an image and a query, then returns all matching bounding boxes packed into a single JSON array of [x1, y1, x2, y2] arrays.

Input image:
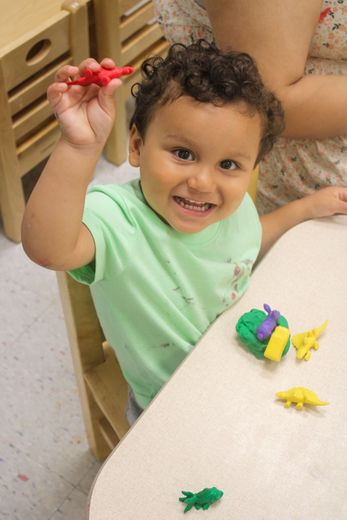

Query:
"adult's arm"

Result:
[[206, 0, 347, 139]]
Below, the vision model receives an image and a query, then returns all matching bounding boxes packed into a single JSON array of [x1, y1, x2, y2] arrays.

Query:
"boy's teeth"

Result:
[[175, 196, 212, 212]]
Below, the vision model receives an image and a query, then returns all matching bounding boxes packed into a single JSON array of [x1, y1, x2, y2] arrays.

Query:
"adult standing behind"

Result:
[[153, 0, 347, 213]]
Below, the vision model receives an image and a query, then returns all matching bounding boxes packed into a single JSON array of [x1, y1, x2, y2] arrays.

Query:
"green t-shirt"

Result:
[[70, 180, 261, 408]]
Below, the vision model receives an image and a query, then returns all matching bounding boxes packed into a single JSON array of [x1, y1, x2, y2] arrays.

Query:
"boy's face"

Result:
[[129, 96, 262, 234]]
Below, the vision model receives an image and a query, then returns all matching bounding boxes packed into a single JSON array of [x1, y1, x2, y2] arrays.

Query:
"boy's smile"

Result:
[[129, 95, 262, 233]]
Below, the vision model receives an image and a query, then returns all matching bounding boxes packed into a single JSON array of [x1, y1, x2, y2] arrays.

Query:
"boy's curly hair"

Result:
[[130, 40, 284, 165]]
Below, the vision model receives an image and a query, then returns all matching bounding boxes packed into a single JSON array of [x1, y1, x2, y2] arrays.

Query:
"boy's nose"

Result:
[[187, 169, 215, 193]]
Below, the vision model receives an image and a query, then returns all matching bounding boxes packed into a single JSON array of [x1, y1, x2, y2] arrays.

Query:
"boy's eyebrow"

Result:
[[230, 151, 253, 162], [165, 134, 196, 147], [166, 134, 253, 162]]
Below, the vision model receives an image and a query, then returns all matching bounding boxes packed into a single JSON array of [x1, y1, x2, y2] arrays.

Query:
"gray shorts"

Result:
[[125, 386, 144, 426]]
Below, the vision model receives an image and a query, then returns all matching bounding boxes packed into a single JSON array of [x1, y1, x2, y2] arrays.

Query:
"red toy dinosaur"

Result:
[[66, 66, 134, 87]]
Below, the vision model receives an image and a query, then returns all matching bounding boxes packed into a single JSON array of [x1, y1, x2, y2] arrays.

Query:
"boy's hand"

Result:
[[47, 58, 122, 148], [259, 186, 347, 260], [304, 186, 347, 219]]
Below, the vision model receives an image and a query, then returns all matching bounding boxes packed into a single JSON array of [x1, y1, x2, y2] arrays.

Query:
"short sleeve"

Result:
[[68, 205, 106, 285], [236, 193, 262, 261], [67, 187, 136, 286]]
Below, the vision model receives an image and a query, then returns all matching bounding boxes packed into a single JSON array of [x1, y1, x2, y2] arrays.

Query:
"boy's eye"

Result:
[[174, 149, 194, 161], [220, 159, 238, 171]]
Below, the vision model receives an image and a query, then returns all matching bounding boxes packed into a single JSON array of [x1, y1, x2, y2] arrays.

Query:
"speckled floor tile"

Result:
[[0, 442, 74, 520], [76, 461, 102, 496], [0, 275, 57, 347], [50, 487, 90, 520], [0, 236, 58, 302], [0, 302, 96, 486], [0, 156, 137, 520]]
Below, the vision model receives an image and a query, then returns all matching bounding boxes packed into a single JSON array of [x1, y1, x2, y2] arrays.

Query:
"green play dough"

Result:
[[236, 308, 290, 359]]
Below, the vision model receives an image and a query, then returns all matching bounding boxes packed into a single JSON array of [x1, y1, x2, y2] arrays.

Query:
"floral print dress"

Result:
[[153, 0, 347, 212]]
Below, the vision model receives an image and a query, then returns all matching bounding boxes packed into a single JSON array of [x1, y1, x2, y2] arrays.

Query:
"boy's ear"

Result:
[[128, 125, 143, 167]]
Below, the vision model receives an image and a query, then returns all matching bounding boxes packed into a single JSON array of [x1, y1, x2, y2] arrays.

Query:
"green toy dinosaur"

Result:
[[179, 487, 223, 513]]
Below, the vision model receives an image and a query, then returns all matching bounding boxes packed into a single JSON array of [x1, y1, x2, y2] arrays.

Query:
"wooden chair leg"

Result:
[[57, 271, 130, 459], [57, 271, 111, 460]]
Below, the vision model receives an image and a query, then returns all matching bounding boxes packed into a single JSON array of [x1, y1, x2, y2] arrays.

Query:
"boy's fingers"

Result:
[[55, 60, 101, 83], [100, 57, 116, 69], [79, 58, 101, 72], [55, 58, 117, 81], [103, 78, 122, 94], [99, 78, 122, 118], [55, 65, 79, 82], [47, 82, 68, 107], [98, 78, 122, 110]]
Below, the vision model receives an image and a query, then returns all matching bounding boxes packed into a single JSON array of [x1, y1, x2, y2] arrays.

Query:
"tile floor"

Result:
[[0, 155, 139, 520]]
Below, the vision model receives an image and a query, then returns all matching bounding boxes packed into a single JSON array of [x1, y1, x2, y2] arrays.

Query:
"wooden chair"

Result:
[[57, 271, 130, 460], [0, 0, 89, 242], [92, 0, 169, 165]]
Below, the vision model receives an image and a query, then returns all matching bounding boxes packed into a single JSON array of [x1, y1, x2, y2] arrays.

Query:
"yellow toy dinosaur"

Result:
[[276, 387, 329, 410], [292, 320, 328, 361]]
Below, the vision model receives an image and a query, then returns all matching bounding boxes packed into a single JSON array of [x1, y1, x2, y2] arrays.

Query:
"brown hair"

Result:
[[130, 40, 284, 165]]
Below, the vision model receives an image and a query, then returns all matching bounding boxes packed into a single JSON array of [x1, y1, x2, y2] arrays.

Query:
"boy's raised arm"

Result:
[[259, 186, 347, 260], [22, 58, 122, 271], [22, 139, 99, 271]]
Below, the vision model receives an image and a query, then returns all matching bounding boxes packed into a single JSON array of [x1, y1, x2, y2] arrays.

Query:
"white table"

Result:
[[89, 216, 347, 520]]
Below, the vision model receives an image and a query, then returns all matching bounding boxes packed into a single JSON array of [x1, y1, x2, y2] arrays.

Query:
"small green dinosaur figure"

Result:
[[179, 487, 223, 513], [276, 387, 329, 410]]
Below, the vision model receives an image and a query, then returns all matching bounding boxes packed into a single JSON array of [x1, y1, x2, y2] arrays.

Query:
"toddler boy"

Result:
[[22, 41, 347, 423]]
